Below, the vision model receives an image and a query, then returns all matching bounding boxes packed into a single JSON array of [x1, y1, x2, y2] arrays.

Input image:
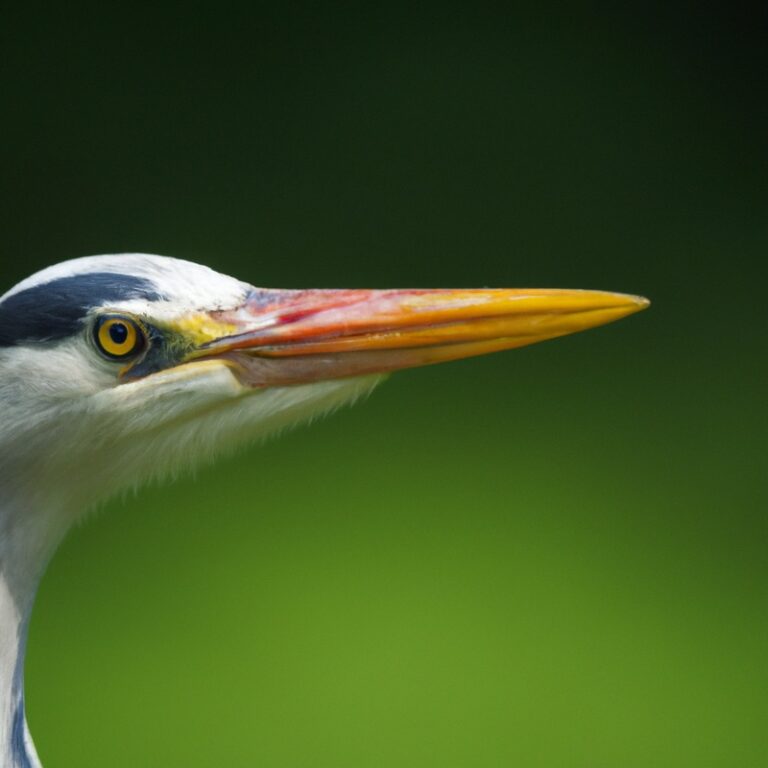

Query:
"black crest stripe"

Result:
[[0, 273, 164, 346]]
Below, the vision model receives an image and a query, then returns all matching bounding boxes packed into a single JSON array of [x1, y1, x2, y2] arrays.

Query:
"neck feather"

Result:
[[0, 576, 38, 768], [0, 490, 73, 768]]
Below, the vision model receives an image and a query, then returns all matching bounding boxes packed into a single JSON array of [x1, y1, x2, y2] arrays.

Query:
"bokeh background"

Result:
[[2, 4, 767, 766]]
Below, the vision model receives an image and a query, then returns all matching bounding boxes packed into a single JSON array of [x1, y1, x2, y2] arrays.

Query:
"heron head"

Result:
[[0, 253, 648, 512]]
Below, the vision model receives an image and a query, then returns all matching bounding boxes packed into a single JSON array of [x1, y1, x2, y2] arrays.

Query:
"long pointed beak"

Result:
[[196, 288, 649, 387]]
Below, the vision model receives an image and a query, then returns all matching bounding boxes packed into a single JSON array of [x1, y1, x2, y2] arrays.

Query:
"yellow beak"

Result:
[[196, 287, 649, 386]]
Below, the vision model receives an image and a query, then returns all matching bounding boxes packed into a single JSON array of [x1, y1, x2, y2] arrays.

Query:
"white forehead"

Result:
[[2, 253, 250, 316]]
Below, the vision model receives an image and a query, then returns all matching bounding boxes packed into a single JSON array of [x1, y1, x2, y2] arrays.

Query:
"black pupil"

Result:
[[109, 322, 129, 346]]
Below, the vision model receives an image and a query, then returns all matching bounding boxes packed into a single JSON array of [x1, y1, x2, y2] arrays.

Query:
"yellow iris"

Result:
[[95, 316, 145, 359]]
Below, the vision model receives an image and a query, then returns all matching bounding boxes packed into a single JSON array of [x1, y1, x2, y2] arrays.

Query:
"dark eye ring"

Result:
[[93, 315, 146, 360]]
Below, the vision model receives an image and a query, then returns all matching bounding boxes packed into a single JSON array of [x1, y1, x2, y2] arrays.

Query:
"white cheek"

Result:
[[0, 338, 120, 498], [0, 338, 116, 402], [92, 360, 245, 435]]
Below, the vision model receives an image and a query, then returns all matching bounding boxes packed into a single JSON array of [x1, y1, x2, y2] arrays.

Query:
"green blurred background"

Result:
[[2, 4, 767, 766]]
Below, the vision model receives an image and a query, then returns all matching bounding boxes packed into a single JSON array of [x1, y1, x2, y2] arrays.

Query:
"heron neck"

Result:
[[0, 576, 38, 768], [0, 492, 67, 768]]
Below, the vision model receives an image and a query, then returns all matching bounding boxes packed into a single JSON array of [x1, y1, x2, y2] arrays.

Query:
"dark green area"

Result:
[[2, 5, 766, 766]]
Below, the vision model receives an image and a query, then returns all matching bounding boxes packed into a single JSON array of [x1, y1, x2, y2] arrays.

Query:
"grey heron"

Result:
[[0, 253, 648, 767]]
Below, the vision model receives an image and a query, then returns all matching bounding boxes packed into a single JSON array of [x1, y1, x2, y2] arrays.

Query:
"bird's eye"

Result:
[[93, 315, 146, 360]]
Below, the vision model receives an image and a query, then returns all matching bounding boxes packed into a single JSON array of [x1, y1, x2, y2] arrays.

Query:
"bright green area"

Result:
[[28, 347, 768, 767], [3, 5, 766, 766]]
